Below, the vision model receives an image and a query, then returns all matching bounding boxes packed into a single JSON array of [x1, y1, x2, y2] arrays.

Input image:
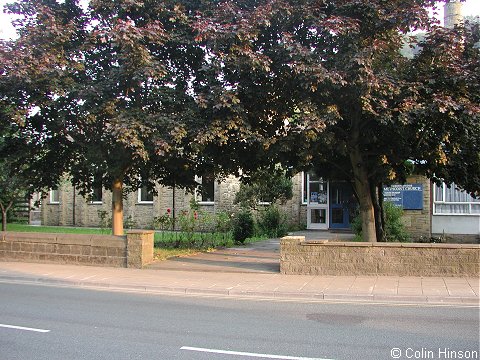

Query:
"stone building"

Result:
[[40, 172, 479, 242]]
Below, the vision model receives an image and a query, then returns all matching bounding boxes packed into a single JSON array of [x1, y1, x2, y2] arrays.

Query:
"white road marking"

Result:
[[180, 346, 334, 360], [0, 324, 50, 333]]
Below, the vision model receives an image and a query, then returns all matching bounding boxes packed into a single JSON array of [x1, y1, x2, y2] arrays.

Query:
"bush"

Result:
[[352, 202, 410, 242], [153, 209, 234, 249], [232, 210, 255, 244], [257, 205, 288, 238], [234, 168, 293, 208], [383, 202, 410, 242]]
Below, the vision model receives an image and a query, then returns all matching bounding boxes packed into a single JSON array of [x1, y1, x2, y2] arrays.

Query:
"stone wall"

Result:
[[401, 175, 432, 239], [0, 231, 154, 268], [281, 173, 306, 228], [126, 230, 154, 268], [43, 174, 470, 241], [42, 175, 245, 229], [280, 236, 480, 277]]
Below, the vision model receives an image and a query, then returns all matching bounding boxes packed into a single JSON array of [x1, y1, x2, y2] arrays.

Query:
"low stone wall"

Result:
[[126, 230, 154, 268], [0, 231, 154, 269], [280, 236, 480, 277]]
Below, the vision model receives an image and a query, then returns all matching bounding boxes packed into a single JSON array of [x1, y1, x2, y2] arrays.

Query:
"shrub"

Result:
[[97, 210, 111, 234], [124, 215, 137, 229], [351, 213, 362, 240], [351, 202, 410, 242], [383, 202, 410, 242], [232, 210, 255, 244], [152, 208, 235, 249], [257, 205, 288, 238], [153, 212, 174, 232]]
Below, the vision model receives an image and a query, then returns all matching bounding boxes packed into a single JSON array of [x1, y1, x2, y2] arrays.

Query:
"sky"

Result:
[[0, 0, 479, 39]]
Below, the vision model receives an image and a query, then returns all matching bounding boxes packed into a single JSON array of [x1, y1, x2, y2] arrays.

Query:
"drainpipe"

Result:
[[72, 187, 76, 226], [172, 183, 176, 231]]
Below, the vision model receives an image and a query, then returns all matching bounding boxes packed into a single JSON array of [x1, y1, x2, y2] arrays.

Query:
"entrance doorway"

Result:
[[306, 174, 328, 230], [329, 182, 356, 229]]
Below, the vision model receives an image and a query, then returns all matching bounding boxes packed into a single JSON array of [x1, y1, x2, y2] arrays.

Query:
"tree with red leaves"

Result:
[[194, 0, 479, 241]]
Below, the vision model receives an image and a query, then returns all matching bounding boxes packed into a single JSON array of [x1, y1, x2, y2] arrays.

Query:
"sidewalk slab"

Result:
[[0, 262, 478, 306], [0, 233, 477, 305]]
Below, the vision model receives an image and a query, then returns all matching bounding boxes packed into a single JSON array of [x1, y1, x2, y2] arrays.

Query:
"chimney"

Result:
[[444, 1, 463, 28]]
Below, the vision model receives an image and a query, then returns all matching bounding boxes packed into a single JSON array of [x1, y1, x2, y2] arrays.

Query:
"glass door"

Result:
[[329, 182, 356, 229], [306, 173, 329, 230]]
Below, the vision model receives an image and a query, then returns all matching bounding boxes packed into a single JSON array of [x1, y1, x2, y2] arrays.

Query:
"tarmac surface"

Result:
[[0, 231, 478, 305]]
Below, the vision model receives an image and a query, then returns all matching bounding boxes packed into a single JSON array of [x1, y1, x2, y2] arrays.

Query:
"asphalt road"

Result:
[[0, 283, 478, 360]]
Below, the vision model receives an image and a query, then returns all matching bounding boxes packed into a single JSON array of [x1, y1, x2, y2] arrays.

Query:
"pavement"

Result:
[[0, 231, 478, 306]]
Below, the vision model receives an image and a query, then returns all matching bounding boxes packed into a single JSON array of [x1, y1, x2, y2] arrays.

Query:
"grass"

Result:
[[5, 223, 108, 235], [5, 223, 269, 261], [154, 248, 201, 261], [6, 223, 272, 264]]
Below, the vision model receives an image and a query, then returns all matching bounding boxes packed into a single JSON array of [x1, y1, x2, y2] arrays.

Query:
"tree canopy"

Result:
[[1, 0, 478, 241], [0, 0, 214, 234], [194, 0, 480, 241], [234, 167, 293, 209]]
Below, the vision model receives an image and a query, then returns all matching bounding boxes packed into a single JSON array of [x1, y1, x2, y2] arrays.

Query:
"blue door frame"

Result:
[[329, 182, 356, 229]]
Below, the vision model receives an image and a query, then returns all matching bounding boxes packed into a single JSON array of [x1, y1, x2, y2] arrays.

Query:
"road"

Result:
[[0, 283, 478, 360]]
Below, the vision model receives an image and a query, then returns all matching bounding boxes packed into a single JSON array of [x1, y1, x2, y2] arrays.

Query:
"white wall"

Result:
[[432, 215, 480, 235]]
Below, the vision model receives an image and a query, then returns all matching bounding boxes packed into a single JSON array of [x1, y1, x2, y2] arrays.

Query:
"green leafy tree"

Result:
[[234, 168, 293, 209], [195, 0, 480, 242], [234, 167, 292, 238], [0, 0, 211, 234], [0, 138, 31, 231], [405, 22, 480, 196]]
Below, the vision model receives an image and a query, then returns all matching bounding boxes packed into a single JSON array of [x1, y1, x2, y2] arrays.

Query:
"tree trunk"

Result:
[[1, 207, 6, 232], [112, 179, 124, 236], [372, 183, 385, 242], [0, 200, 14, 232], [378, 184, 386, 240], [349, 144, 377, 242]]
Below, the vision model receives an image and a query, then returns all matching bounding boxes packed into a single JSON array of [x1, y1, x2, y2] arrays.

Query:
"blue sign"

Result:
[[383, 184, 423, 210]]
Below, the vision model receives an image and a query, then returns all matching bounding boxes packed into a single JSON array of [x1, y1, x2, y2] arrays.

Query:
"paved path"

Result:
[[0, 261, 477, 305], [0, 231, 478, 305], [147, 231, 354, 273], [147, 238, 280, 273]]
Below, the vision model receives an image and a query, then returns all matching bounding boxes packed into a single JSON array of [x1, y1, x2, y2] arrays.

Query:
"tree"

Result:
[[0, 133, 31, 231], [0, 0, 211, 235], [194, 0, 480, 242], [404, 21, 480, 197], [234, 167, 293, 209]]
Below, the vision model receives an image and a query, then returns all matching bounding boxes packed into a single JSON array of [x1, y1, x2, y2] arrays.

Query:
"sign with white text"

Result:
[[383, 184, 423, 210]]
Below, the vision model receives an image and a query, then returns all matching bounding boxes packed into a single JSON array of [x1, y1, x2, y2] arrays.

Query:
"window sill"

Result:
[[433, 213, 480, 216], [198, 202, 215, 206], [136, 202, 154, 205]]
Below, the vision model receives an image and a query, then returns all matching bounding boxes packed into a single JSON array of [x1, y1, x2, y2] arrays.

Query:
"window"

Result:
[[196, 173, 215, 204], [49, 189, 60, 204], [90, 184, 103, 204], [302, 171, 327, 205], [433, 183, 480, 215], [138, 185, 154, 203]]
